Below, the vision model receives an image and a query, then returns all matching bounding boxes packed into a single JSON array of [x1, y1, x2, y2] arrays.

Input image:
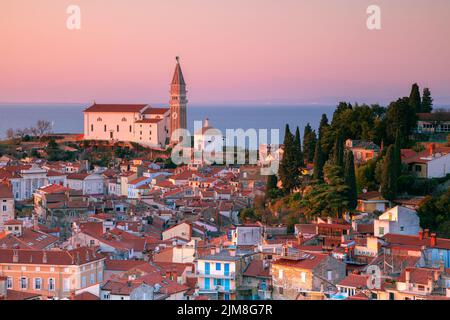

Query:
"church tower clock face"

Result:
[[172, 112, 178, 119]]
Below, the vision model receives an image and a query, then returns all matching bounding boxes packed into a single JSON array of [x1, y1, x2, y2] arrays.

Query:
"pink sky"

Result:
[[1, 0, 450, 105]]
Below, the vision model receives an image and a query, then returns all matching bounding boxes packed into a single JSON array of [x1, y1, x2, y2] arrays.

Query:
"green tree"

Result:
[[312, 139, 324, 181], [409, 83, 422, 113], [303, 124, 316, 163], [344, 150, 357, 210], [380, 145, 399, 200], [417, 190, 450, 237], [279, 124, 298, 194], [385, 97, 417, 146], [331, 132, 344, 167], [294, 126, 304, 170], [421, 88, 433, 113]]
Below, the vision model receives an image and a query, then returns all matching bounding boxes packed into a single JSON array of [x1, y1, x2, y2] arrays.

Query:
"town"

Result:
[[0, 58, 450, 301]]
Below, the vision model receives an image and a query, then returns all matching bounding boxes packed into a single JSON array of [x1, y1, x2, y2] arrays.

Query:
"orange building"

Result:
[[0, 247, 105, 299]]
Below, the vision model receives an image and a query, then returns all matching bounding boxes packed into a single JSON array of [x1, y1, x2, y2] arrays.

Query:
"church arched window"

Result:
[[97, 117, 102, 122], [121, 117, 127, 122]]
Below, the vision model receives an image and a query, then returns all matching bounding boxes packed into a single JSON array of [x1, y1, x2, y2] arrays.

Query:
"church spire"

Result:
[[171, 56, 186, 86]]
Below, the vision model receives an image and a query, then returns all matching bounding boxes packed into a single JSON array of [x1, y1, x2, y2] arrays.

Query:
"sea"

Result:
[[0, 103, 336, 142]]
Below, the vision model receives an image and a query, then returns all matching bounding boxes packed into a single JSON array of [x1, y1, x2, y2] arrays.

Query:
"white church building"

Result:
[[83, 57, 187, 149]]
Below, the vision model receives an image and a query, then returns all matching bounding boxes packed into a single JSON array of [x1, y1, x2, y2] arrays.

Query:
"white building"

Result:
[[66, 173, 105, 195], [83, 58, 188, 148], [374, 206, 420, 237], [9, 165, 49, 200], [0, 184, 14, 231]]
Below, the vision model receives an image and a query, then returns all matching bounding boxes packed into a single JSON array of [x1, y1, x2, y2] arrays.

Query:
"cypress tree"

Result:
[[332, 132, 345, 167], [409, 83, 422, 113], [303, 124, 316, 163], [381, 145, 398, 201], [294, 126, 304, 169], [421, 88, 433, 113], [312, 138, 324, 181], [344, 150, 358, 210], [279, 124, 298, 193]]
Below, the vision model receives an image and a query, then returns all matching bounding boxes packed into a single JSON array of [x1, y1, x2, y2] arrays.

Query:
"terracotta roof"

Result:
[[0, 247, 104, 265], [4, 290, 41, 300], [272, 252, 328, 270], [67, 173, 89, 180], [243, 260, 271, 278], [134, 119, 162, 124], [142, 108, 169, 115], [105, 259, 149, 271], [84, 104, 148, 113], [384, 233, 450, 250], [71, 292, 99, 300], [0, 184, 13, 198], [398, 267, 439, 285], [337, 274, 369, 288], [417, 112, 450, 121]]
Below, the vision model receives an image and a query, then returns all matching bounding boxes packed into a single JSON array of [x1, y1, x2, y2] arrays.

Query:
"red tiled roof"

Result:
[[142, 108, 169, 115], [243, 260, 271, 278], [398, 267, 439, 285], [84, 104, 147, 113], [71, 292, 99, 300], [0, 184, 13, 198], [337, 274, 369, 288], [384, 233, 450, 250], [134, 119, 162, 124], [272, 252, 328, 270], [0, 247, 104, 265]]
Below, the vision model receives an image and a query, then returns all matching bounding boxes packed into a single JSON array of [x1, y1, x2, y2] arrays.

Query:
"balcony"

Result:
[[195, 271, 236, 279]]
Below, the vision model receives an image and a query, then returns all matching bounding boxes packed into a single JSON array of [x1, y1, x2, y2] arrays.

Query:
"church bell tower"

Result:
[[169, 56, 187, 143]]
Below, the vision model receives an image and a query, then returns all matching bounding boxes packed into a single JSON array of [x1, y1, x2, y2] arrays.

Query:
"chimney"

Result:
[[297, 233, 303, 245], [282, 244, 289, 257], [13, 249, 19, 263], [418, 230, 424, 240], [405, 269, 411, 284], [430, 233, 437, 247], [429, 143, 435, 157], [424, 229, 430, 238]]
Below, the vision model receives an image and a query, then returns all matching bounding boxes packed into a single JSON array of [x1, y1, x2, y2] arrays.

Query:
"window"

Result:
[[48, 278, 55, 291], [6, 277, 12, 289], [20, 277, 27, 289], [400, 226, 405, 231], [104, 125, 107, 132], [301, 272, 306, 283], [90, 273, 95, 285], [279, 270, 284, 279], [418, 285, 425, 291], [2, 205, 6, 211], [63, 278, 70, 292], [81, 276, 86, 287], [121, 117, 127, 122], [379, 227, 384, 236], [117, 125, 120, 132], [34, 278, 42, 290], [97, 117, 102, 122], [327, 270, 333, 281], [216, 263, 221, 271], [129, 125, 132, 132], [415, 165, 422, 172], [91, 124, 94, 132]]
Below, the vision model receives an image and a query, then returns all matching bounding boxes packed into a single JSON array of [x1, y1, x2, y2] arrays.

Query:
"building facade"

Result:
[[83, 57, 187, 148]]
